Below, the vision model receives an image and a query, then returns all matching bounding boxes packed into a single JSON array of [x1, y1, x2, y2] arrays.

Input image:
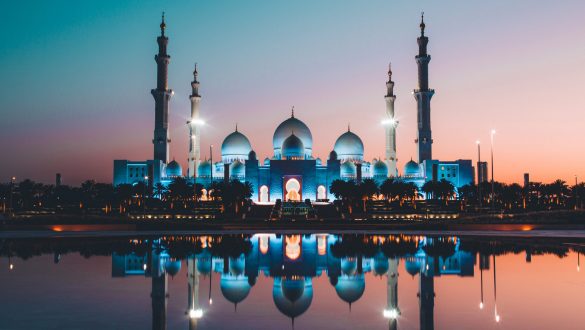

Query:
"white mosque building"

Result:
[[113, 14, 474, 202]]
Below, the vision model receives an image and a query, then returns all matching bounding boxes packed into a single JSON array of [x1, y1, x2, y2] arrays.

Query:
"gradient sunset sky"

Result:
[[1, 0, 584, 185]]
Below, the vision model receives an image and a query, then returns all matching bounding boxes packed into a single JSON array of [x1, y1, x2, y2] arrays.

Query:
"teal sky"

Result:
[[1, 0, 585, 184]]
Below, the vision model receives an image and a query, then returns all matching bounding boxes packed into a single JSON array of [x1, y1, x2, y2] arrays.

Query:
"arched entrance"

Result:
[[317, 185, 326, 200], [259, 185, 269, 203], [285, 178, 301, 202]]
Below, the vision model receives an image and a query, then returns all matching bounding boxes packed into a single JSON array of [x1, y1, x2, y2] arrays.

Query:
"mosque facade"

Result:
[[113, 14, 474, 201]]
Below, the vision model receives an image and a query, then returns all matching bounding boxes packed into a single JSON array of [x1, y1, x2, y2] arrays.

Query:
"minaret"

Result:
[[414, 13, 434, 163], [384, 63, 398, 177], [188, 64, 202, 178], [386, 258, 400, 330], [151, 13, 173, 164]]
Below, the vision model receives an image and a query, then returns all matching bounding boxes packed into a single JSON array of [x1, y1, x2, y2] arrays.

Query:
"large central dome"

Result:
[[273, 112, 313, 159], [334, 129, 364, 162]]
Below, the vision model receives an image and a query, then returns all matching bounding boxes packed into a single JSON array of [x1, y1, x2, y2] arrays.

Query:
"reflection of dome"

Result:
[[196, 253, 212, 275], [341, 258, 358, 276], [282, 134, 304, 159], [248, 150, 257, 160], [373, 160, 388, 177], [222, 130, 252, 162], [164, 259, 182, 276], [229, 256, 245, 276], [263, 157, 271, 165], [197, 160, 211, 177], [166, 160, 182, 177], [404, 160, 421, 177], [220, 276, 251, 305], [335, 275, 365, 304], [316, 158, 322, 166], [405, 258, 421, 277], [334, 130, 364, 161], [340, 161, 356, 178], [373, 255, 389, 276], [273, 277, 313, 319], [273, 115, 313, 158], [230, 160, 245, 178]]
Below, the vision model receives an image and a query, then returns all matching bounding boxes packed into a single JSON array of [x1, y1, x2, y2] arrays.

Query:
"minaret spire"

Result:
[[152, 13, 173, 164], [188, 62, 202, 178], [414, 12, 434, 163], [384, 62, 398, 177], [291, 106, 295, 118]]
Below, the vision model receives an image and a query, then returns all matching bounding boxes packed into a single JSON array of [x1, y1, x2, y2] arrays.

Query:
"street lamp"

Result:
[[490, 129, 496, 211], [143, 176, 149, 218], [188, 308, 203, 319], [383, 308, 399, 319], [9, 176, 16, 217]]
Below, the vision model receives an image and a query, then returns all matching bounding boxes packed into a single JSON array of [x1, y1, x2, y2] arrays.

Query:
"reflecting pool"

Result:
[[1, 234, 585, 329]]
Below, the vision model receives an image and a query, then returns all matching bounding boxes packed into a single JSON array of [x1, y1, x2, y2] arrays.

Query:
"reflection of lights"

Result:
[[383, 308, 399, 319], [285, 235, 301, 260], [143, 264, 147, 270], [9, 264, 14, 270], [259, 236, 269, 255], [189, 308, 203, 319], [479, 302, 484, 309], [317, 236, 327, 256], [495, 314, 501, 323]]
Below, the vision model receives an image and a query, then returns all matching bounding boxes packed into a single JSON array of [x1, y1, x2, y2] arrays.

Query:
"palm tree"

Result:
[[359, 179, 379, 211], [380, 178, 397, 202], [153, 183, 167, 200]]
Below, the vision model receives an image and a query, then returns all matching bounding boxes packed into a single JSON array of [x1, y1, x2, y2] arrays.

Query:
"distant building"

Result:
[[477, 162, 488, 184]]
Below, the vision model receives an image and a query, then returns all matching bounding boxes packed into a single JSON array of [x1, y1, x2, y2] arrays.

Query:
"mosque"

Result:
[[113, 14, 474, 201]]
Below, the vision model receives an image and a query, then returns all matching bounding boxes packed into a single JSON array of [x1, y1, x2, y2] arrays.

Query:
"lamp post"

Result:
[[476, 141, 482, 209], [490, 130, 496, 211], [9, 176, 16, 217], [575, 175, 579, 210], [143, 176, 149, 218]]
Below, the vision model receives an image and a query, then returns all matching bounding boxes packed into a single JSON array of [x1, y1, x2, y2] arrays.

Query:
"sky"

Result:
[[1, 0, 584, 185]]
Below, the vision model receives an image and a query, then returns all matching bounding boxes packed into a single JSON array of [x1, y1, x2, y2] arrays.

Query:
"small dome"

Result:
[[230, 160, 245, 178], [197, 160, 211, 177], [263, 157, 271, 166], [373, 160, 388, 177], [334, 130, 364, 162], [220, 275, 251, 304], [329, 150, 338, 161], [196, 252, 212, 275], [405, 258, 421, 277], [273, 277, 313, 319], [404, 160, 421, 177], [248, 150, 257, 160], [341, 258, 358, 276], [340, 161, 356, 178], [164, 259, 182, 277], [372, 255, 389, 276], [335, 275, 365, 304], [273, 115, 313, 158], [222, 130, 252, 163], [282, 133, 305, 159], [166, 160, 182, 177]]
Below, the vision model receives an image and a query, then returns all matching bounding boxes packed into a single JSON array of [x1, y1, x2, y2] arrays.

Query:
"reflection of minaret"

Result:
[[188, 64, 202, 178], [418, 258, 435, 330], [151, 248, 168, 330], [493, 254, 500, 323], [151, 13, 173, 163], [479, 253, 490, 310], [187, 257, 202, 329], [384, 64, 398, 177], [386, 258, 399, 330], [413, 13, 434, 163]]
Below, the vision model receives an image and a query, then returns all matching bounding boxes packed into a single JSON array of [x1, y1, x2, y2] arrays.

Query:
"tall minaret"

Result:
[[384, 63, 398, 177], [151, 13, 173, 164], [188, 64, 202, 178], [414, 13, 434, 163]]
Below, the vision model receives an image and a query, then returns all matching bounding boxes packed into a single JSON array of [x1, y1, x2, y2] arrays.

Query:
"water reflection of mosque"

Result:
[[111, 234, 475, 330]]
